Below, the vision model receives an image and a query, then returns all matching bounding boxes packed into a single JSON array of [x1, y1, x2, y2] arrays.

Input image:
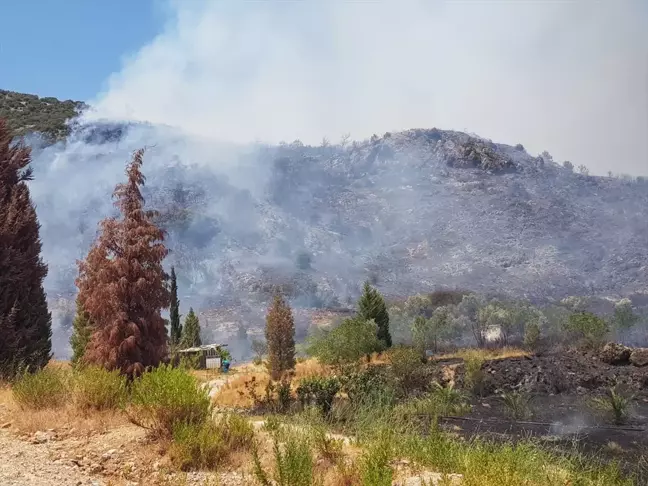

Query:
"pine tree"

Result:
[[76, 149, 170, 377], [169, 266, 182, 347], [357, 281, 392, 348], [265, 293, 296, 380], [181, 308, 202, 348], [0, 119, 52, 376], [69, 298, 92, 365]]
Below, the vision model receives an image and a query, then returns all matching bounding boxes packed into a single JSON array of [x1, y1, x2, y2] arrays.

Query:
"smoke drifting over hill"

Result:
[[21, 1, 648, 357], [88, 0, 648, 177]]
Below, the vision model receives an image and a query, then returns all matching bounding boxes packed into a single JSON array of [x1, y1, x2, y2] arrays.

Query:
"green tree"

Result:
[[614, 298, 639, 330], [265, 293, 296, 380], [69, 298, 93, 365], [169, 266, 182, 347], [0, 119, 52, 377], [357, 281, 392, 348], [307, 317, 382, 368], [565, 311, 608, 348], [411, 305, 453, 353], [180, 308, 202, 348]]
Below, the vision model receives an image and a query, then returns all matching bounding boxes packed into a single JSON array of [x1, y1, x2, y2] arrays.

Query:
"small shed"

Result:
[[176, 343, 228, 370]]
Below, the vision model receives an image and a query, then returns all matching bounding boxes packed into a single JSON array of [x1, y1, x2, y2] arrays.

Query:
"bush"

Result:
[[388, 347, 430, 397], [169, 413, 255, 471], [500, 391, 533, 420], [240, 375, 294, 414], [360, 432, 393, 486], [565, 312, 608, 348], [254, 432, 317, 486], [341, 366, 393, 406], [589, 387, 635, 425], [463, 355, 486, 396], [128, 364, 212, 437], [307, 317, 383, 368], [12, 367, 69, 410], [311, 425, 344, 463], [296, 376, 341, 417], [523, 322, 540, 350], [73, 366, 128, 411]]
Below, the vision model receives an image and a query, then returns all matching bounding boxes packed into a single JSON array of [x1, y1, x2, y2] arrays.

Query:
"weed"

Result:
[[169, 413, 254, 471], [311, 425, 344, 463], [500, 390, 534, 420], [12, 367, 69, 410], [430, 382, 471, 416], [463, 355, 486, 396], [253, 432, 319, 486], [128, 364, 212, 437], [359, 431, 393, 486], [240, 374, 294, 414], [73, 366, 128, 411], [589, 386, 635, 425]]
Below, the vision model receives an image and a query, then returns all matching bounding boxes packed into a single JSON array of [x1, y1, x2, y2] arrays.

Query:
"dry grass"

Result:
[[213, 359, 332, 409], [436, 346, 529, 362]]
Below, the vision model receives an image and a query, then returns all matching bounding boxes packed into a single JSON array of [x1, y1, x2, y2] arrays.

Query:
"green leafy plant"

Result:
[[253, 432, 319, 486], [500, 390, 534, 420], [73, 365, 128, 411], [12, 367, 69, 410], [296, 376, 341, 417], [589, 386, 635, 425], [128, 364, 212, 437]]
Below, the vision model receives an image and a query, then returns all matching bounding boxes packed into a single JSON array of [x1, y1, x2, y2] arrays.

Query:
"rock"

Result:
[[32, 431, 53, 444], [599, 343, 631, 365], [629, 348, 648, 367]]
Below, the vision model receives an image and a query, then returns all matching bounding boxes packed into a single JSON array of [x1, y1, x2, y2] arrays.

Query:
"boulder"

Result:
[[629, 348, 648, 367], [599, 343, 631, 365]]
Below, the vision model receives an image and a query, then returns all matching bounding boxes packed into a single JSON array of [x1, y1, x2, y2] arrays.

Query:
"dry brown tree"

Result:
[[0, 119, 52, 377], [76, 148, 170, 377], [265, 292, 296, 380]]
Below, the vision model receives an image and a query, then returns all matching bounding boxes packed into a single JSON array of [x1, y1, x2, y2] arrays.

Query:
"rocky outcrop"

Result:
[[630, 348, 648, 367], [599, 343, 632, 365]]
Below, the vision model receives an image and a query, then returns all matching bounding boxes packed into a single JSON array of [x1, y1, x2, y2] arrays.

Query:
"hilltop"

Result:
[[3, 90, 647, 353], [0, 89, 85, 141]]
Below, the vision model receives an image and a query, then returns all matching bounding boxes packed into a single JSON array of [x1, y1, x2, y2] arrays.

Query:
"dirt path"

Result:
[[0, 429, 102, 486]]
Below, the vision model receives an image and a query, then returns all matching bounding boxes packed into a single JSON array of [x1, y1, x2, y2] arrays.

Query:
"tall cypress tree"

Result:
[[357, 281, 392, 348], [181, 308, 202, 348], [0, 119, 52, 376], [76, 149, 170, 377], [169, 266, 182, 347], [265, 293, 296, 380], [69, 298, 92, 365]]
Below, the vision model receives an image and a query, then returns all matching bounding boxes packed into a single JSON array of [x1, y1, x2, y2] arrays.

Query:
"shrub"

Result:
[[311, 425, 344, 463], [169, 415, 254, 471], [240, 375, 294, 414], [388, 346, 430, 397], [430, 382, 471, 416], [12, 367, 69, 410], [296, 376, 341, 417], [341, 366, 393, 406], [128, 364, 212, 437], [589, 386, 635, 425], [500, 391, 533, 420], [73, 366, 128, 411], [253, 432, 317, 486], [307, 317, 383, 368], [360, 432, 393, 486], [463, 355, 486, 396], [565, 312, 608, 348], [265, 293, 296, 380], [523, 322, 540, 350]]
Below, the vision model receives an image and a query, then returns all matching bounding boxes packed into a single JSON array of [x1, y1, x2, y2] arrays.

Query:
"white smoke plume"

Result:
[[86, 0, 648, 176]]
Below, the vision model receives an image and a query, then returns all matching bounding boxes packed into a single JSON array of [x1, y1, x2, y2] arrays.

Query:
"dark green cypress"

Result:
[[69, 298, 92, 365], [0, 120, 52, 376], [357, 281, 392, 348], [181, 308, 202, 348], [169, 266, 182, 347]]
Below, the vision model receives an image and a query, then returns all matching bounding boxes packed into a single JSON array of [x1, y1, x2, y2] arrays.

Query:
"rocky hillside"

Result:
[[3, 91, 648, 355], [0, 90, 85, 140]]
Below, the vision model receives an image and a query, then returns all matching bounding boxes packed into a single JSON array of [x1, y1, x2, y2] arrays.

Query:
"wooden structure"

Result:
[[176, 343, 228, 370]]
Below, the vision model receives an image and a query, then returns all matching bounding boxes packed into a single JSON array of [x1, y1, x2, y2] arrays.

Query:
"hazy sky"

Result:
[[3, 0, 648, 175]]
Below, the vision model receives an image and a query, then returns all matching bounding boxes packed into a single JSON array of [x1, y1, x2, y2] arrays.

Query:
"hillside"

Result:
[[3, 90, 647, 355], [0, 89, 85, 140]]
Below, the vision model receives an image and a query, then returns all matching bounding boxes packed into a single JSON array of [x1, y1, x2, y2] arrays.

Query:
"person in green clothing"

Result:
[[221, 357, 230, 373]]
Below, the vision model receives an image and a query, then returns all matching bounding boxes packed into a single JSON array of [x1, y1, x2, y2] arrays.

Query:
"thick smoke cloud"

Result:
[[87, 0, 648, 176], [27, 0, 648, 357]]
